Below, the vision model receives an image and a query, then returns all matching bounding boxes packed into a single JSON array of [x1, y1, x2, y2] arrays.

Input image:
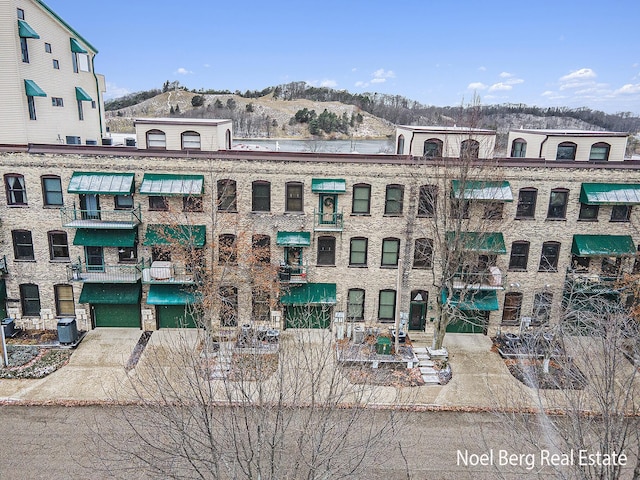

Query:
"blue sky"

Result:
[[46, 0, 640, 114]]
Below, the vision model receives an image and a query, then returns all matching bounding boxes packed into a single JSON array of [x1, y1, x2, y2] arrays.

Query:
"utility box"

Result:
[[57, 317, 78, 344], [2, 318, 15, 338], [376, 337, 392, 355]]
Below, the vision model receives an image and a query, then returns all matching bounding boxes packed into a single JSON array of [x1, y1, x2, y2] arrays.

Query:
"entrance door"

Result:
[[80, 194, 100, 220], [319, 194, 336, 225], [85, 246, 104, 272], [409, 290, 428, 330]]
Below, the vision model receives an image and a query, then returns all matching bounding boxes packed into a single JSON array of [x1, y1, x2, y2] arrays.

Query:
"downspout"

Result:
[[539, 136, 548, 159], [92, 55, 105, 141]]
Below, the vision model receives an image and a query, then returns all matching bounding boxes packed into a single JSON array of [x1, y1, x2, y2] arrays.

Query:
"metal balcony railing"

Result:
[[140, 258, 197, 284], [313, 209, 344, 231], [60, 204, 142, 229], [452, 267, 505, 290], [278, 264, 308, 283], [67, 258, 142, 283]]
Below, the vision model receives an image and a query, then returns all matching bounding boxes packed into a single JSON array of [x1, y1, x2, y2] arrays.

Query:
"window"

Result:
[[118, 246, 137, 263], [54, 284, 75, 316], [418, 185, 437, 217], [611, 205, 631, 222], [252, 181, 271, 212], [450, 199, 470, 219], [12, 230, 34, 260], [5, 174, 27, 205], [85, 246, 104, 272], [556, 142, 577, 160], [152, 246, 171, 262], [21, 37, 29, 63], [547, 189, 568, 219], [219, 286, 238, 327], [413, 238, 433, 268], [53, 59, 59, 69], [181, 131, 201, 150], [589, 142, 610, 162], [41, 176, 63, 206], [515, 188, 537, 218], [183, 196, 203, 212], [317, 236, 336, 266], [483, 202, 504, 220], [384, 185, 404, 215], [252, 290, 270, 323], [602, 257, 622, 276], [285, 182, 303, 212], [48, 231, 69, 260], [77, 100, 84, 121], [349, 237, 368, 266], [20, 284, 40, 316], [149, 196, 168, 211], [508, 241, 529, 271], [51, 97, 63, 107], [396, 135, 404, 154], [66, 136, 81, 145], [511, 139, 527, 157], [17, 8, 25, 19], [347, 289, 365, 320], [45, 42, 51, 53], [114, 194, 133, 210], [502, 292, 523, 325], [579, 203, 599, 221], [571, 255, 590, 272], [218, 234, 237, 265], [252, 234, 270, 263], [217, 179, 237, 211], [532, 292, 552, 325], [351, 184, 371, 214], [381, 238, 400, 267], [378, 289, 396, 321], [460, 139, 479, 159], [146, 130, 166, 149], [423, 139, 443, 158], [539, 242, 561, 272], [27, 95, 36, 120]]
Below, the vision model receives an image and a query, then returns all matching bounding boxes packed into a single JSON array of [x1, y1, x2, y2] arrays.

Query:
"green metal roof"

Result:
[[442, 290, 499, 311], [75, 86, 92, 102], [276, 231, 311, 247], [35, 1, 98, 53], [451, 181, 513, 202], [68, 172, 135, 194], [24, 79, 46, 97], [143, 224, 206, 247], [73, 229, 136, 247], [280, 283, 337, 305], [79, 282, 141, 304], [579, 183, 640, 205], [445, 232, 507, 254], [571, 235, 636, 257], [18, 20, 39, 38], [147, 284, 199, 305], [311, 179, 346, 194], [69, 37, 87, 53], [139, 174, 204, 196]]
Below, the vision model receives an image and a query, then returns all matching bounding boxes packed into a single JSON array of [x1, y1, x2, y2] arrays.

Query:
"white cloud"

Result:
[[489, 83, 512, 92], [351, 67, 357, 72], [104, 82, 131, 100], [372, 68, 396, 80], [175, 67, 193, 75], [499, 71, 512, 78], [355, 81, 368, 88], [467, 82, 487, 90], [615, 83, 640, 94], [560, 68, 596, 82], [203, 64, 210, 68], [371, 77, 387, 84], [478, 66, 487, 71], [320, 79, 337, 88]]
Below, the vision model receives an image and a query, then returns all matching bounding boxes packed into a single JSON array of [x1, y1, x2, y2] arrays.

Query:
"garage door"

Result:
[[446, 311, 488, 334], [285, 305, 331, 329], [93, 303, 141, 328], [157, 305, 199, 329]]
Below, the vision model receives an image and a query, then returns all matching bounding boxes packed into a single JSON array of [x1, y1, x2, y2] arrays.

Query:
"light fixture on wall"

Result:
[[509, 282, 520, 289]]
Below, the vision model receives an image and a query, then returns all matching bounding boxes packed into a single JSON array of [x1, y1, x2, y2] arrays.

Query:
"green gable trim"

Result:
[[18, 20, 39, 38], [579, 183, 640, 205], [24, 79, 46, 97], [143, 224, 206, 248], [68, 172, 134, 194], [34, 1, 98, 53], [280, 283, 337, 305], [451, 180, 513, 202], [571, 235, 636, 257], [311, 179, 346, 194], [441, 290, 499, 311], [276, 231, 311, 247], [73, 229, 136, 247], [147, 284, 200, 305], [445, 232, 507, 254], [139, 174, 204, 196], [75, 86, 92, 102], [79, 282, 141, 304], [70, 37, 87, 53]]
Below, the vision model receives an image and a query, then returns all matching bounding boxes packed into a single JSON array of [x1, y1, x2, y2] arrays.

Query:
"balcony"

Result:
[[564, 270, 626, 295], [278, 264, 308, 284], [313, 209, 344, 232], [140, 258, 197, 284], [452, 266, 505, 290], [61, 205, 142, 229], [0, 255, 8, 275], [67, 259, 141, 283]]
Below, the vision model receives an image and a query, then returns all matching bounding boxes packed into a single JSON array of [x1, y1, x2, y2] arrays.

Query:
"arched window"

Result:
[[181, 130, 201, 150], [396, 134, 405, 154], [217, 179, 237, 211], [510, 138, 527, 157], [423, 139, 443, 158], [146, 129, 166, 149], [502, 292, 523, 325], [460, 139, 479, 159], [225, 129, 232, 149], [556, 141, 577, 160], [589, 142, 610, 161]]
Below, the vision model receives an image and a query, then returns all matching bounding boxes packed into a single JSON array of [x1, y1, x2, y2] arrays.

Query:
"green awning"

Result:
[[24, 79, 46, 97], [18, 20, 39, 38], [276, 231, 311, 247], [445, 232, 507, 254], [139, 174, 204, 196], [579, 183, 640, 205], [571, 235, 636, 257], [68, 172, 135, 194], [143, 224, 206, 247], [147, 284, 199, 305], [451, 181, 513, 202], [311, 179, 346, 194], [70, 37, 87, 53], [75, 86, 92, 102], [280, 283, 337, 305], [442, 290, 499, 311], [73, 229, 136, 247], [79, 283, 141, 304]]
